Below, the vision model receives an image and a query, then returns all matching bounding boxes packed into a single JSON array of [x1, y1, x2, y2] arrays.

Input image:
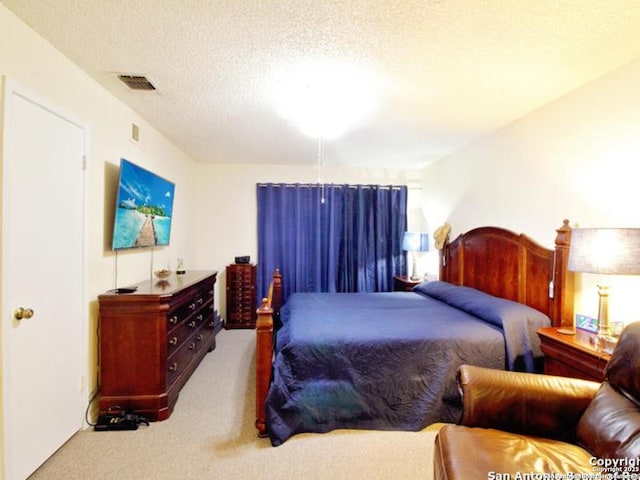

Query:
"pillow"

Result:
[[413, 280, 461, 298], [413, 281, 549, 330], [414, 281, 551, 372]]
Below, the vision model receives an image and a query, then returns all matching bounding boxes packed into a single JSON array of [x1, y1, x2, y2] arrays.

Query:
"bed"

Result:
[[255, 220, 575, 445]]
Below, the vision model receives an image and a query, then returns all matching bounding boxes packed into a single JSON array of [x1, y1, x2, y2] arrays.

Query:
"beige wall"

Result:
[[421, 58, 640, 325], [0, 4, 198, 466], [194, 163, 424, 312], [0, 4, 199, 287]]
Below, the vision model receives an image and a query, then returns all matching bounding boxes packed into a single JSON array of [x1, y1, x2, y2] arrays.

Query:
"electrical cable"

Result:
[[84, 387, 101, 427]]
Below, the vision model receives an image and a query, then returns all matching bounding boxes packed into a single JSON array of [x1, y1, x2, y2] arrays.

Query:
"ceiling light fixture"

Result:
[[272, 61, 381, 205], [272, 61, 380, 140]]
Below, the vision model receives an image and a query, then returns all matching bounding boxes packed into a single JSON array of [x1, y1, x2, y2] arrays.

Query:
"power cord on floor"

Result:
[[85, 387, 101, 427]]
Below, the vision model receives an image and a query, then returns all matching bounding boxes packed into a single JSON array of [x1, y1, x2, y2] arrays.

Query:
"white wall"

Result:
[[194, 163, 424, 312], [0, 4, 199, 465], [421, 58, 640, 325]]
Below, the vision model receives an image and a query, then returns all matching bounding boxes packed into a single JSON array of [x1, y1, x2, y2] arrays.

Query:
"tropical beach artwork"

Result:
[[112, 159, 175, 250]]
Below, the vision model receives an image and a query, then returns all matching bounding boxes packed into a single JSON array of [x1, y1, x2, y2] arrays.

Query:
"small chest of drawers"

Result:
[[98, 270, 218, 420], [225, 263, 257, 329]]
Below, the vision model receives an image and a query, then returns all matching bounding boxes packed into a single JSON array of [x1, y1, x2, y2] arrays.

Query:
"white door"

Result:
[[2, 81, 86, 480]]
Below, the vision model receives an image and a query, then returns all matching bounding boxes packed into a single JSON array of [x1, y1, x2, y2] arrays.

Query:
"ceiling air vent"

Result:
[[117, 74, 156, 91]]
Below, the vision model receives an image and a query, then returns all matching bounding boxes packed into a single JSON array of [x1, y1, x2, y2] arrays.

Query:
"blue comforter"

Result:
[[266, 281, 550, 445]]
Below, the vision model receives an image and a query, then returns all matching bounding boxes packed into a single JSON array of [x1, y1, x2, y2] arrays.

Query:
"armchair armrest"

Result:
[[458, 365, 601, 442]]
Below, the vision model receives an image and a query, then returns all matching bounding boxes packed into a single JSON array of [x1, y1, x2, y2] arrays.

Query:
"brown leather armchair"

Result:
[[434, 321, 640, 479]]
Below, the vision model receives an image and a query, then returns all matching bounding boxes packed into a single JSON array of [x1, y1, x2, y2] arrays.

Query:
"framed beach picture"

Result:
[[111, 158, 175, 250]]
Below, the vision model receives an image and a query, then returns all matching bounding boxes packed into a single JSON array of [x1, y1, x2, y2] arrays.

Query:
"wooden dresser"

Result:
[[538, 327, 611, 382], [225, 263, 257, 329], [98, 270, 218, 420]]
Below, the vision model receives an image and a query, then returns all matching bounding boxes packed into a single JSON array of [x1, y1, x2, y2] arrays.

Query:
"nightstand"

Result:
[[394, 275, 422, 292], [537, 327, 611, 382]]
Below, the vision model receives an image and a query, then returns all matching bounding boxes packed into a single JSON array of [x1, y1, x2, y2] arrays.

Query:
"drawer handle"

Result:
[[197, 314, 203, 321], [197, 297, 203, 305], [188, 342, 196, 350], [189, 303, 196, 310], [197, 334, 203, 342], [208, 321, 215, 328], [188, 320, 196, 328], [169, 336, 178, 346], [169, 315, 179, 324], [169, 362, 178, 372]]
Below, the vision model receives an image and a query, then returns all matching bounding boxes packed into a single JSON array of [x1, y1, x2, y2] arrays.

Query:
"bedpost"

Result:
[[255, 297, 273, 437], [255, 269, 282, 438], [551, 219, 574, 328], [270, 269, 282, 325]]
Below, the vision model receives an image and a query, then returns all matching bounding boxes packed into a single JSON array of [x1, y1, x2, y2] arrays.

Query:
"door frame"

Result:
[[0, 76, 90, 479]]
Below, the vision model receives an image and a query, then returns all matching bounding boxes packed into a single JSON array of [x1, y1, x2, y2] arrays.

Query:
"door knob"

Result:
[[14, 307, 34, 320]]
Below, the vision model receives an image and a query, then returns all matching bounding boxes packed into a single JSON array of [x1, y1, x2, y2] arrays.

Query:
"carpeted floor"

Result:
[[29, 330, 440, 480]]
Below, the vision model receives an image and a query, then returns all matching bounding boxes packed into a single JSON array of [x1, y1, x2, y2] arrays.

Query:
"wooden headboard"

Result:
[[439, 219, 574, 328]]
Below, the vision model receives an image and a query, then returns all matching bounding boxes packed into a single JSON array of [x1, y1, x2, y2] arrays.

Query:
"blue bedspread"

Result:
[[265, 282, 550, 446]]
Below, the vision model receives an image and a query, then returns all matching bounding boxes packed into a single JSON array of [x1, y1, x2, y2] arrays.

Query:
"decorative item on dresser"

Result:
[[226, 263, 257, 329], [98, 270, 218, 421], [538, 326, 611, 382]]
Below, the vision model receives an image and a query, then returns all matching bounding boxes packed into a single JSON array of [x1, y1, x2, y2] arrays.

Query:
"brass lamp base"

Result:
[[410, 252, 421, 281], [591, 284, 617, 353]]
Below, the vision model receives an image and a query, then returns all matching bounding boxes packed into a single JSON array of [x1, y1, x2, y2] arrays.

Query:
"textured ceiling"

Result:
[[4, 0, 640, 168]]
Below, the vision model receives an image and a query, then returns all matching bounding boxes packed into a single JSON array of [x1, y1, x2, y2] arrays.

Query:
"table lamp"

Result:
[[568, 227, 640, 347], [403, 232, 429, 281]]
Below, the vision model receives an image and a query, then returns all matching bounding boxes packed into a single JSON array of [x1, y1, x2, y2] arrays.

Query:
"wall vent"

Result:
[[117, 75, 156, 91], [131, 123, 140, 142]]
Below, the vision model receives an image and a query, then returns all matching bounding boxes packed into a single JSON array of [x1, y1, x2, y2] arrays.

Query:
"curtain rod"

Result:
[[256, 183, 412, 190]]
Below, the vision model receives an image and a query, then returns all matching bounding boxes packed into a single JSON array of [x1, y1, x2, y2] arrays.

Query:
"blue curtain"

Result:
[[257, 183, 407, 305]]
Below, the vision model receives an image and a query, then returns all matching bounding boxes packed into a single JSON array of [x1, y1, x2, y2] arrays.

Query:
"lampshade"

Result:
[[568, 228, 640, 275], [402, 232, 429, 252]]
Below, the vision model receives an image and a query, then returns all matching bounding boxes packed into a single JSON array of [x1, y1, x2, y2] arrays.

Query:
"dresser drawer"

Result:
[[167, 313, 201, 356], [229, 295, 253, 304], [166, 293, 198, 332], [166, 333, 199, 387], [229, 311, 255, 321], [201, 316, 216, 339]]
